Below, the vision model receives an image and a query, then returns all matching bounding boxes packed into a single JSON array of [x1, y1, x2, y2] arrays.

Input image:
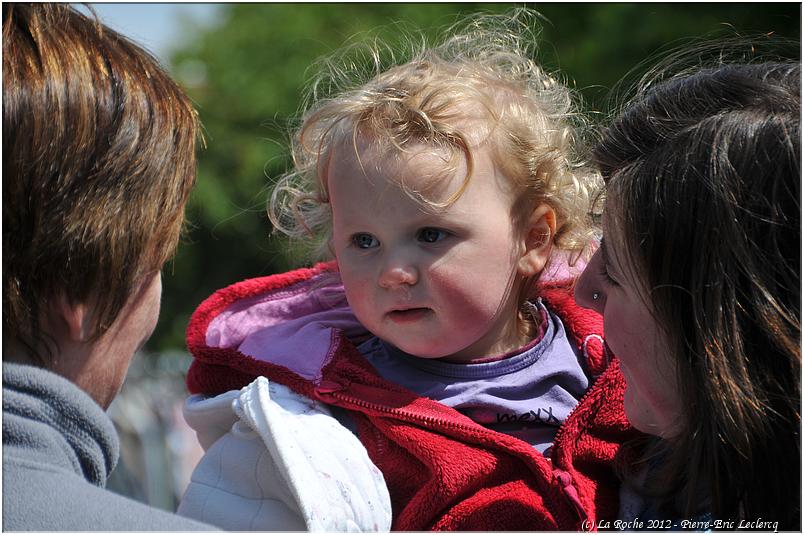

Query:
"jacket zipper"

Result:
[[552, 370, 601, 451], [549, 364, 616, 532], [317, 381, 592, 530], [316, 382, 479, 432]]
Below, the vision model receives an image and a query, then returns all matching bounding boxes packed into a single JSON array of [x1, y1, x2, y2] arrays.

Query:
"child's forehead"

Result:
[[329, 134, 463, 195], [330, 108, 496, 170], [326, 130, 518, 216]]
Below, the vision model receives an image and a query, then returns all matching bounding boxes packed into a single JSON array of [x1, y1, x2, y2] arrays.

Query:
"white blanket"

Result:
[[178, 377, 392, 531]]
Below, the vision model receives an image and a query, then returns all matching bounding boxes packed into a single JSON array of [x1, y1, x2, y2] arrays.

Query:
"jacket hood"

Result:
[[204, 267, 367, 381], [188, 263, 348, 393], [187, 257, 607, 396]]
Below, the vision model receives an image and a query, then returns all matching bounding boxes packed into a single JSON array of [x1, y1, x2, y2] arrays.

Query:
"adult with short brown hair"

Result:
[[2, 4, 216, 530]]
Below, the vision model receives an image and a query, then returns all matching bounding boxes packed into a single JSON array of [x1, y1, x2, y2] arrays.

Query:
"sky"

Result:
[[76, 3, 222, 66]]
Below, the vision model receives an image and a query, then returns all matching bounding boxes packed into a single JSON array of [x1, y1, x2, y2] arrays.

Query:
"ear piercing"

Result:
[[592, 292, 601, 301]]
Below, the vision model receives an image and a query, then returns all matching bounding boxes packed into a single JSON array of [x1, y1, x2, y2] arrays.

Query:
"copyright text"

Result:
[[581, 518, 779, 532]]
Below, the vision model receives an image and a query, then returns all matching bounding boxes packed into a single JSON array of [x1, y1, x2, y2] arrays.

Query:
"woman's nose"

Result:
[[574, 250, 604, 313], [378, 258, 418, 289]]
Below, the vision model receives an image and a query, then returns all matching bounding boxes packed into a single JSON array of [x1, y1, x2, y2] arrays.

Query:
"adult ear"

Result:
[[56, 292, 92, 342], [517, 203, 557, 277]]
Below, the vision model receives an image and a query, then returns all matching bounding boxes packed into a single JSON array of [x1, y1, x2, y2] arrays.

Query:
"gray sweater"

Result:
[[2, 362, 217, 531]]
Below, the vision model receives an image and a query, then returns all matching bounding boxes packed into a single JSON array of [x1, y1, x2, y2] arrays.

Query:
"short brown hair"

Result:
[[3, 4, 201, 363]]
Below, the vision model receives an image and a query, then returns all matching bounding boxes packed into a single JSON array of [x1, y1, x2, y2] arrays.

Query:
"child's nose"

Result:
[[378, 260, 418, 289]]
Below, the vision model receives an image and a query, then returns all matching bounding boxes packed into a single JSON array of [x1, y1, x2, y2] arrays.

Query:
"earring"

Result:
[[592, 292, 601, 301]]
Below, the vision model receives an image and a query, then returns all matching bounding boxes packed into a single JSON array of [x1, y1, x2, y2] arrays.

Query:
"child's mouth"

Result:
[[387, 307, 431, 323]]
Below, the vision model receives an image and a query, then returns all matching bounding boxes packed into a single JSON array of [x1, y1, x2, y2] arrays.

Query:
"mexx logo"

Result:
[[495, 407, 559, 425]]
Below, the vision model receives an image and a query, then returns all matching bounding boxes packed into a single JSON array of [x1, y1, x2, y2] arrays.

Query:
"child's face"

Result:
[[329, 138, 535, 362], [574, 207, 682, 438]]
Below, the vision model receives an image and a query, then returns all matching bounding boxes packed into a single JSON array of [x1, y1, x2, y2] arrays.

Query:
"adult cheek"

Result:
[[620, 360, 679, 438], [137, 274, 164, 350]]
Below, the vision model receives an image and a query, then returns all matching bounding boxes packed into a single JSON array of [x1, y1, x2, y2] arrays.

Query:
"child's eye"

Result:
[[417, 227, 449, 243], [351, 233, 379, 249]]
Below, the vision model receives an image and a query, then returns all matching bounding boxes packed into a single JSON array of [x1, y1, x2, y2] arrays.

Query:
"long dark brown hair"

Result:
[[596, 61, 800, 528], [3, 4, 201, 363]]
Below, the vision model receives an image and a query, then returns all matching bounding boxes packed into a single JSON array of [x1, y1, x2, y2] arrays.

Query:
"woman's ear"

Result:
[[517, 204, 557, 277], [56, 292, 92, 342]]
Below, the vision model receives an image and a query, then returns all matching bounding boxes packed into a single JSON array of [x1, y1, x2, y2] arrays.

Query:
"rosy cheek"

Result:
[[339, 264, 375, 319], [427, 263, 500, 320], [337, 252, 369, 284]]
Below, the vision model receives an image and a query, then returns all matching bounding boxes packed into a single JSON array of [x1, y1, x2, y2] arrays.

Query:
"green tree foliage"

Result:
[[151, 3, 799, 351]]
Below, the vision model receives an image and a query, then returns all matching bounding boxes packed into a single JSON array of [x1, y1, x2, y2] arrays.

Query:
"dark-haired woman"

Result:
[[575, 61, 800, 530]]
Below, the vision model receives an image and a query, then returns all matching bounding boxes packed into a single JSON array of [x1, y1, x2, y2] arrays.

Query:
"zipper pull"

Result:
[[315, 380, 345, 395], [554, 469, 592, 530]]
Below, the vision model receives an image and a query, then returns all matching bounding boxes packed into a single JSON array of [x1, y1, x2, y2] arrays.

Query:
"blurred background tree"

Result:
[[153, 3, 799, 352]]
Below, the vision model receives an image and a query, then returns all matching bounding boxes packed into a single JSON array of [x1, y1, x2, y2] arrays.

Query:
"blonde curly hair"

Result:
[[269, 8, 601, 264]]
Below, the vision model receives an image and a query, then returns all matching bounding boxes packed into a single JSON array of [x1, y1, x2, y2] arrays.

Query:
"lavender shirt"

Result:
[[356, 299, 589, 454]]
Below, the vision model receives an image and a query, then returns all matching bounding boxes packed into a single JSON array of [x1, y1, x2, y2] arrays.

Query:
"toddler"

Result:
[[179, 10, 635, 531]]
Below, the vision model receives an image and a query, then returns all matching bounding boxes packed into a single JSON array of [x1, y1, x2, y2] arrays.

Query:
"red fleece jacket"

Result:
[[186, 262, 637, 531]]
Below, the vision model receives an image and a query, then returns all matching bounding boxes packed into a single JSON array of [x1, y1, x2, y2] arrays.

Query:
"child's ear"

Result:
[[517, 204, 557, 277]]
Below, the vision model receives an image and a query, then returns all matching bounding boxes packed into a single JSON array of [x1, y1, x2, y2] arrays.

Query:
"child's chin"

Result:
[[394, 341, 452, 360], [410, 352, 451, 360]]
